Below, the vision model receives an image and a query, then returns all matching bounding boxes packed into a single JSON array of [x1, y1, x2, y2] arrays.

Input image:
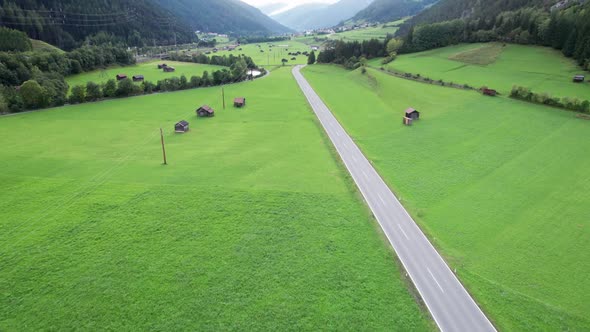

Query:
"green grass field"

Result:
[[66, 60, 225, 88], [303, 65, 590, 331], [215, 41, 313, 67], [372, 43, 590, 99], [0, 68, 432, 330], [328, 24, 400, 42], [30, 39, 65, 53]]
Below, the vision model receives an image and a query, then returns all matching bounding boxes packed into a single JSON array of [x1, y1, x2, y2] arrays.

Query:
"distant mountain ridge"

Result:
[[271, 0, 374, 31], [153, 0, 291, 35]]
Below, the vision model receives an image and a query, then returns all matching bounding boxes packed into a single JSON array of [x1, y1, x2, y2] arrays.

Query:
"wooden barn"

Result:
[[163, 66, 175, 72], [116, 74, 127, 81], [132, 75, 144, 82], [175, 120, 189, 133], [573, 75, 585, 83], [482, 88, 497, 96], [196, 105, 215, 117], [405, 108, 420, 120], [157, 63, 167, 69], [234, 97, 246, 108]]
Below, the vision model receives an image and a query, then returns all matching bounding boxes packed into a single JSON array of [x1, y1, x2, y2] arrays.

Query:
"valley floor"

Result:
[[302, 65, 590, 331]]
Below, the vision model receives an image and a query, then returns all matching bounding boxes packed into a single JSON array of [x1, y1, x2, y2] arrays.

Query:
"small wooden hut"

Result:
[[573, 75, 585, 83], [116, 74, 127, 81], [132, 75, 144, 82], [157, 63, 167, 69], [405, 108, 420, 120], [403, 117, 413, 126], [482, 88, 497, 96], [234, 97, 246, 108], [163, 66, 175, 72], [196, 105, 215, 117], [175, 120, 189, 133]]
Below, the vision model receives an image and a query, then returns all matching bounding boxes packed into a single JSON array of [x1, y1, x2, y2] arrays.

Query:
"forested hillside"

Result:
[[351, 0, 438, 23], [397, 0, 590, 70], [153, 0, 291, 36], [0, 0, 196, 50], [397, 0, 546, 35]]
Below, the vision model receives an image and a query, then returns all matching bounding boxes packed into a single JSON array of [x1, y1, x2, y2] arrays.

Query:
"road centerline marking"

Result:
[[427, 267, 445, 293], [397, 224, 410, 240]]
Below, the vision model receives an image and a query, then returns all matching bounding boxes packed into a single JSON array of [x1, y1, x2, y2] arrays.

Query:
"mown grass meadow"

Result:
[[372, 43, 590, 99], [303, 64, 590, 331], [66, 60, 225, 88], [0, 68, 432, 330]]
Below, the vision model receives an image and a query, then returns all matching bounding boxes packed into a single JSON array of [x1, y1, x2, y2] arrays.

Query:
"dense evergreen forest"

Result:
[[0, 0, 197, 50], [397, 0, 590, 70], [153, 0, 291, 36]]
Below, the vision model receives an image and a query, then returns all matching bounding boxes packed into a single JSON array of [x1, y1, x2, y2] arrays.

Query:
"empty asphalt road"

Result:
[[293, 65, 496, 332]]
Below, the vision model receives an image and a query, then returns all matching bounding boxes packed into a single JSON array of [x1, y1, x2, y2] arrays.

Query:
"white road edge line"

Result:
[[427, 267, 445, 293]]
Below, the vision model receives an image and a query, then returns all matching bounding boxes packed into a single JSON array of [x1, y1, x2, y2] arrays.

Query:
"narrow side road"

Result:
[[292, 65, 496, 332]]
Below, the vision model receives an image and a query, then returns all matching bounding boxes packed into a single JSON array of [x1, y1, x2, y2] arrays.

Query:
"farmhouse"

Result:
[[482, 88, 497, 96], [234, 97, 246, 108], [197, 105, 215, 117], [405, 108, 420, 120], [163, 66, 175, 72], [132, 75, 144, 82], [175, 120, 189, 133], [157, 63, 167, 69], [573, 75, 585, 83], [116, 74, 127, 81]]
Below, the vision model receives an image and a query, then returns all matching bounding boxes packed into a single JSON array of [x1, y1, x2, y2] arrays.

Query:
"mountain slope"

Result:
[[397, 0, 546, 35], [352, 0, 438, 24], [0, 0, 196, 50], [153, 0, 292, 35], [272, 0, 374, 31]]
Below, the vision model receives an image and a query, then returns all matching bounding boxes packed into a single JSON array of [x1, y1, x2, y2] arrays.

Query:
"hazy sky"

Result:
[[242, 0, 338, 7]]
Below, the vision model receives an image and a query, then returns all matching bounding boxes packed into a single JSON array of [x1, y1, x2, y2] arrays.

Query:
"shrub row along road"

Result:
[[292, 65, 496, 332]]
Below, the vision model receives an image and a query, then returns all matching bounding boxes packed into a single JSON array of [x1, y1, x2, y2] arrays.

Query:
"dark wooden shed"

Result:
[[573, 75, 585, 83], [175, 120, 189, 133], [163, 66, 175, 72], [405, 108, 420, 120], [234, 97, 246, 108], [157, 63, 167, 69], [196, 105, 215, 117], [132, 75, 144, 82], [116, 74, 127, 81], [482, 88, 497, 96]]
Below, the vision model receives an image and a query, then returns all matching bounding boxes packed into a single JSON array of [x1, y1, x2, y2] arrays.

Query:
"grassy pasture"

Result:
[[214, 41, 312, 67], [328, 24, 400, 42], [373, 43, 590, 99], [66, 60, 225, 88], [30, 39, 64, 53], [303, 65, 590, 331], [0, 68, 432, 330]]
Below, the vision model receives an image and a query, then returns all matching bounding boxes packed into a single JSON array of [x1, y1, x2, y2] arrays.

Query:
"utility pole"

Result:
[[222, 87, 226, 109], [160, 128, 167, 165]]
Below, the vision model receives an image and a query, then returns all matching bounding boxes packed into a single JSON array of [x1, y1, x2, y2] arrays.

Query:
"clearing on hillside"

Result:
[[0, 68, 432, 331], [303, 64, 590, 332]]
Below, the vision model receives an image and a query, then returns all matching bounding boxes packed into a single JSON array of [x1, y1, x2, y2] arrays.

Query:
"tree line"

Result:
[[400, 2, 590, 70], [316, 39, 389, 68], [1, 48, 256, 113], [0, 31, 134, 113]]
